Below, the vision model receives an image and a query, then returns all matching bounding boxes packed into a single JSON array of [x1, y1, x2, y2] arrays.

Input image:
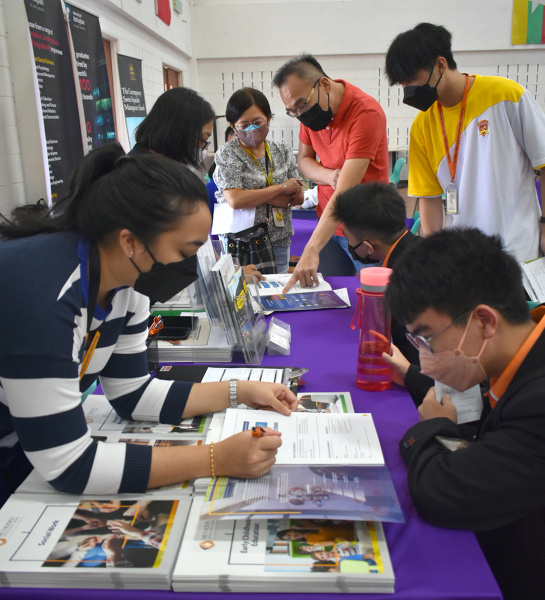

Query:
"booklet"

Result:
[[200, 464, 403, 523], [220, 409, 384, 466], [260, 289, 349, 312], [250, 273, 332, 297], [173, 493, 395, 593], [0, 493, 191, 589], [521, 256, 545, 302], [82, 394, 211, 441]]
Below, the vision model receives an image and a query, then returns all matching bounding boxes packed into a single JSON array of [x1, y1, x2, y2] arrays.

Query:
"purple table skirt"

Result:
[[3, 278, 501, 599]]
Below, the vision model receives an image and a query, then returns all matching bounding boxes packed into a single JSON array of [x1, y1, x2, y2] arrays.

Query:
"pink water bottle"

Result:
[[350, 267, 393, 391]]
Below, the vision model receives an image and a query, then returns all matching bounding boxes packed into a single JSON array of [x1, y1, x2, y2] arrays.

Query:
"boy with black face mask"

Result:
[[385, 227, 545, 600], [332, 182, 421, 365], [272, 54, 389, 290], [385, 23, 545, 265]]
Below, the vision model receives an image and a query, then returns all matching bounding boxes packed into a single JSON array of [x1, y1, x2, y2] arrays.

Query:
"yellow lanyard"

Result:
[[80, 330, 101, 380], [242, 141, 274, 187]]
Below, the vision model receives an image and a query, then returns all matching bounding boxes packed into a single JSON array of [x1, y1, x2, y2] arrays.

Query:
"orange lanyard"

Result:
[[382, 230, 409, 269], [437, 74, 470, 183], [242, 141, 274, 187]]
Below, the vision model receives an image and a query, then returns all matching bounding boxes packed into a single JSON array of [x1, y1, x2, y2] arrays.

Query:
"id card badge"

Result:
[[445, 183, 459, 214], [272, 207, 285, 228]]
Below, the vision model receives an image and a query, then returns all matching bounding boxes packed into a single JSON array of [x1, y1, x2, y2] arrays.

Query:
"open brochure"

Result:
[[220, 409, 384, 466], [173, 493, 395, 593], [521, 256, 545, 302], [0, 494, 192, 589], [250, 273, 333, 296], [82, 394, 210, 441]]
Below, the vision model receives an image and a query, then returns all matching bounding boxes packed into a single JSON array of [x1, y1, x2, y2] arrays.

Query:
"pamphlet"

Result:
[[220, 409, 384, 466], [200, 464, 403, 523], [173, 493, 395, 593], [260, 290, 349, 312]]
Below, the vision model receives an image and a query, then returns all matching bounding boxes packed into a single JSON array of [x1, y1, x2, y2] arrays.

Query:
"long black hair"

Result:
[[135, 87, 215, 168], [0, 143, 208, 243]]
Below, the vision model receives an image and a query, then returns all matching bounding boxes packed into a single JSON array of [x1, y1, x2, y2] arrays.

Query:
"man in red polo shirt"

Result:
[[273, 54, 388, 290], [384, 227, 545, 600]]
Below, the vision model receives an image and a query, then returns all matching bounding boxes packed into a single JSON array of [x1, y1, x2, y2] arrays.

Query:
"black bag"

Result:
[[226, 221, 277, 274]]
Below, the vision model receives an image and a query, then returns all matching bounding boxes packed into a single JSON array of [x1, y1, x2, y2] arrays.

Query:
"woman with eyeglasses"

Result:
[[129, 86, 214, 180], [213, 88, 304, 273]]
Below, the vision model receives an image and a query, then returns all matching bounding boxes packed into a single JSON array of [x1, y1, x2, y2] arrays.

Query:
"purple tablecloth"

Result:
[[3, 278, 501, 599]]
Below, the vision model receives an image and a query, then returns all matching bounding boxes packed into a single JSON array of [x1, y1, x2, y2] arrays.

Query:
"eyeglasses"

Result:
[[405, 309, 473, 354], [286, 77, 322, 118], [200, 139, 211, 151], [234, 118, 268, 132]]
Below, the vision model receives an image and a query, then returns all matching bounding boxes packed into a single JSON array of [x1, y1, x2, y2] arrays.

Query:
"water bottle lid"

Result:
[[359, 266, 393, 292]]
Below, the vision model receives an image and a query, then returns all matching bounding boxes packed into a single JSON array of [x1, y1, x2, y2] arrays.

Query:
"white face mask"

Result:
[[200, 148, 208, 162]]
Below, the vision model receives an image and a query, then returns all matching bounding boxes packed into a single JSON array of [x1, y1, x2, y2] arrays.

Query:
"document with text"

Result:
[[220, 409, 384, 466]]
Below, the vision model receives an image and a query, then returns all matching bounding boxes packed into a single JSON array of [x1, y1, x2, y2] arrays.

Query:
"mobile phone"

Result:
[[149, 315, 197, 341]]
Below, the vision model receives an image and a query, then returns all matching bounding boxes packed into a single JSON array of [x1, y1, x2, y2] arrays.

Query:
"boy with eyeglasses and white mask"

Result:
[[383, 227, 545, 600], [273, 54, 389, 288]]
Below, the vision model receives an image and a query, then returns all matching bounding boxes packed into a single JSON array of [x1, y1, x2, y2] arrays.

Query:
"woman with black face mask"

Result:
[[212, 88, 305, 274], [0, 144, 297, 507]]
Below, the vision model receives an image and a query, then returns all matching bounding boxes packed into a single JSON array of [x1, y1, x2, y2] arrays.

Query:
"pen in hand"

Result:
[[251, 426, 267, 438]]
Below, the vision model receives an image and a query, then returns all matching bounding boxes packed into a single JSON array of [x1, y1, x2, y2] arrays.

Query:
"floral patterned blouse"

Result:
[[213, 139, 300, 247]]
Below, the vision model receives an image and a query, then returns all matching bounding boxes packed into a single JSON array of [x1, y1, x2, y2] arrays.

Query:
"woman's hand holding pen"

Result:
[[215, 427, 281, 478], [235, 380, 298, 415]]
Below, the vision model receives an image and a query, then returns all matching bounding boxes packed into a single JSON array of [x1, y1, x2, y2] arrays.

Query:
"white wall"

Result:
[[0, 0, 197, 214], [191, 0, 545, 165]]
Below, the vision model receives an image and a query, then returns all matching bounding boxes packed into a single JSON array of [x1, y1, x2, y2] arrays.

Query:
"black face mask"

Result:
[[403, 68, 443, 112], [132, 249, 198, 303], [297, 85, 333, 131], [347, 241, 380, 265]]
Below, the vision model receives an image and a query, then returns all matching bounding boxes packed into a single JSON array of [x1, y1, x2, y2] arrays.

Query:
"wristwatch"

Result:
[[540, 216, 545, 224], [229, 379, 238, 409]]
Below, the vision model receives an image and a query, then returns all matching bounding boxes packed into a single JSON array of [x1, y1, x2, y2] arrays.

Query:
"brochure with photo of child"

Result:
[[173, 493, 395, 593]]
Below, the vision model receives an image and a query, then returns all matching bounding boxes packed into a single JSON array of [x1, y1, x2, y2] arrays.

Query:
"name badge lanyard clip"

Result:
[[243, 142, 284, 226], [80, 243, 101, 381], [437, 74, 470, 215]]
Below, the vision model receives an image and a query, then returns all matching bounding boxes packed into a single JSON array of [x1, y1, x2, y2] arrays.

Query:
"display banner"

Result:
[[24, 0, 84, 202], [65, 3, 116, 150], [117, 54, 147, 149]]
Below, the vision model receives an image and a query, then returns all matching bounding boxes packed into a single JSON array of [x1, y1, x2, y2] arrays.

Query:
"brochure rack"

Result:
[[150, 239, 267, 365]]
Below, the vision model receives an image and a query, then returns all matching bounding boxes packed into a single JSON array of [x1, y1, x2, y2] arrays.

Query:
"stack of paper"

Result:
[[0, 493, 191, 590], [172, 494, 395, 593], [155, 317, 234, 363]]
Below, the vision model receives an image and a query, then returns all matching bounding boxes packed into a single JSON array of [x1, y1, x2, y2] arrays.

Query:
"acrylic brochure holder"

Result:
[[206, 249, 267, 365], [150, 238, 267, 364]]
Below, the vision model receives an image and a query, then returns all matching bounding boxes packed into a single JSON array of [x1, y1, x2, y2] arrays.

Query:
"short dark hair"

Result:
[[225, 126, 235, 142], [0, 144, 208, 244], [226, 87, 272, 126], [135, 87, 215, 168], [385, 23, 457, 86], [385, 228, 530, 326], [272, 53, 328, 88], [332, 182, 407, 243]]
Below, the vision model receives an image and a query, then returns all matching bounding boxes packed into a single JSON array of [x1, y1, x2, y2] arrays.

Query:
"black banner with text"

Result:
[[66, 3, 115, 151], [117, 54, 147, 149], [24, 0, 83, 202]]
